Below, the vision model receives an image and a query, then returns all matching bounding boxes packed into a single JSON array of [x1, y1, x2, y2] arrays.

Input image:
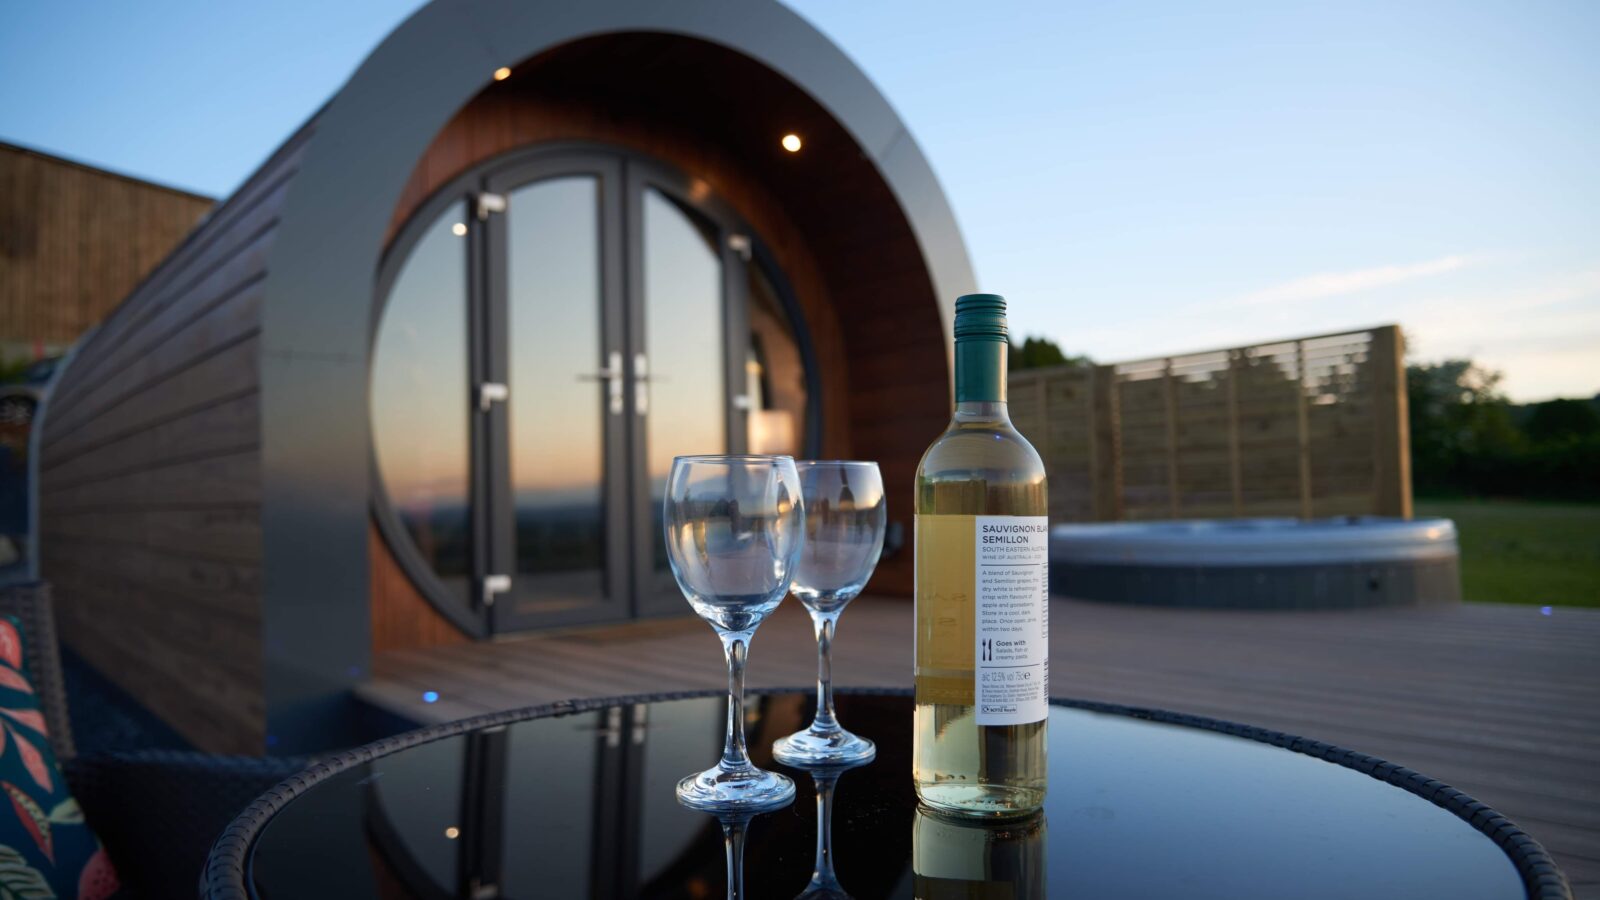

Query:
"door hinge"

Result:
[[727, 233, 753, 261], [476, 382, 509, 411], [475, 192, 507, 220], [481, 574, 511, 607]]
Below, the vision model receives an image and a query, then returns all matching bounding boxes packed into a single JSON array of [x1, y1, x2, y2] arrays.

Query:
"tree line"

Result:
[[1408, 360, 1599, 501]]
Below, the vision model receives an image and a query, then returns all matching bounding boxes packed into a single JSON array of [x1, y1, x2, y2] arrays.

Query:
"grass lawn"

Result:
[[1416, 498, 1600, 608]]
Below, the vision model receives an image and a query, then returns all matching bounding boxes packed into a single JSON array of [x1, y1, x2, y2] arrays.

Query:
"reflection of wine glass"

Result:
[[665, 455, 805, 811], [678, 805, 778, 900], [792, 758, 871, 900], [716, 810, 756, 900], [772, 461, 886, 766]]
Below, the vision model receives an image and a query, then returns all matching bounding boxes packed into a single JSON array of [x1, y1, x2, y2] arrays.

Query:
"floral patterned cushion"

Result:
[[0, 616, 121, 899]]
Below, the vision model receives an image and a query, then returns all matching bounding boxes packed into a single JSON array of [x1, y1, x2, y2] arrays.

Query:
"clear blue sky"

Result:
[[3, 0, 1595, 400]]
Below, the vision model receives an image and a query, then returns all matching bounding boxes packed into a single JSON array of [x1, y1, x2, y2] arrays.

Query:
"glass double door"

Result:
[[480, 153, 753, 632]]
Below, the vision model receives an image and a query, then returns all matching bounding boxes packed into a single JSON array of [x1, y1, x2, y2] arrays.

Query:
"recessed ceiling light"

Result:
[[781, 133, 802, 153], [445, 827, 460, 839], [451, 222, 467, 237], [493, 66, 512, 81]]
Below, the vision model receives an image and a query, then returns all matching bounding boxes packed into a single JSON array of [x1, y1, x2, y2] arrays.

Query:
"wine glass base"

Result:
[[676, 764, 795, 812], [773, 726, 876, 766]]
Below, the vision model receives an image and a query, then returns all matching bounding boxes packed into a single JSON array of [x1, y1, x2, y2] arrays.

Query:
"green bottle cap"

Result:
[[953, 293, 1008, 402], [953, 293, 1008, 342]]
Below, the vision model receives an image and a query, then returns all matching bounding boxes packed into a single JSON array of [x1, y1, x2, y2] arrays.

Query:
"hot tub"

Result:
[[1049, 517, 1461, 609]]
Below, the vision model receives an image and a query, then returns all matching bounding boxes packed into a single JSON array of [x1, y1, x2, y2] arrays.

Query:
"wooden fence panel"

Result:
[[1170, 350, 1233, 518], [0, 142, 214, 349], [1011, 326, 1410, 523], [1009, 366, 1096, 523]]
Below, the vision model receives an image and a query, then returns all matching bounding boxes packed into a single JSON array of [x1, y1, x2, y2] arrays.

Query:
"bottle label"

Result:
[[974, 516, 1049, 725], [914, 514, 1049, 723]]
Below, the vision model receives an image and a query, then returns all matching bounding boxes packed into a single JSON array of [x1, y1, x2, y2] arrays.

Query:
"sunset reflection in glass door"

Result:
[[371, 147, 816, 633]]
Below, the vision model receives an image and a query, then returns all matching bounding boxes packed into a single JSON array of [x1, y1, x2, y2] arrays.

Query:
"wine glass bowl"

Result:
[[665, 462, 802, 631], [772, 461, 887, 767], [788, 464, 887, 614], [665, 455, 805, 811]]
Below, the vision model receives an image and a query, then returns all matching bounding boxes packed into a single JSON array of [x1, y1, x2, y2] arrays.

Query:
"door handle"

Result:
[[578, 351, 624, 415]]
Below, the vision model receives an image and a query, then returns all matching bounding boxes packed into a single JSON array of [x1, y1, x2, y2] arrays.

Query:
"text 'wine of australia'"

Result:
[[914, 293, 1049, 818]]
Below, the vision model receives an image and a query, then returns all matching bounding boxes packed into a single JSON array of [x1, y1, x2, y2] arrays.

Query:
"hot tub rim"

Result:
[[1049, 516, 1459, 567]]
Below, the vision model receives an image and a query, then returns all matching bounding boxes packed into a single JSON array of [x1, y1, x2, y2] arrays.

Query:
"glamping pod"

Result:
[[36, 0, 975, 752]]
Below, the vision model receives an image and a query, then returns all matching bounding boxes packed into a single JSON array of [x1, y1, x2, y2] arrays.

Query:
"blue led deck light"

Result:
[[423, 691, 439, 704]]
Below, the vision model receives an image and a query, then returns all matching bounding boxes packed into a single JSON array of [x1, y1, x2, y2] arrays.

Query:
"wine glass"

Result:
[[772, 461, 886, 766], [665, 454, 805, 811]]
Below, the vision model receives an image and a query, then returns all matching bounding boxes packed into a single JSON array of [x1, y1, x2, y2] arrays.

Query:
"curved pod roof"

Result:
[[257, 0, 976, 749]]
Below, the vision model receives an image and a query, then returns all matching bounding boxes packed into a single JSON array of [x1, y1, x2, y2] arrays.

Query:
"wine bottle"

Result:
[[912, 806, 1047, 898], [914, 293, 1049, 817]]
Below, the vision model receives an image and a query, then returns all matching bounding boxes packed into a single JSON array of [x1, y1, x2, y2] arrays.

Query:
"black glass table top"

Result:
[[242, 692, 1530, 899]]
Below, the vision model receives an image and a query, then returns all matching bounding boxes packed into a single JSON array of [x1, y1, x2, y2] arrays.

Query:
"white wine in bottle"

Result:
[[914, 293, 1048, 818]]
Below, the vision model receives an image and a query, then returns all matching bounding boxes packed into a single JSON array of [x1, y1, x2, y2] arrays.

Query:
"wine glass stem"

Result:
[[812, 610, 840, 731], [720, 631, 754, 770]]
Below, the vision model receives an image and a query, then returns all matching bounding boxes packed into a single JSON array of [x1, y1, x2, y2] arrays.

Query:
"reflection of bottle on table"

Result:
[[912, 806, 1046, 899]]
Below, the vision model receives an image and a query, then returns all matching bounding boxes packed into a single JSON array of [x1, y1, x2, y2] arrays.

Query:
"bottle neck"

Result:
[[954, 399, 1009, 423], [954, 339, 1007, 419]]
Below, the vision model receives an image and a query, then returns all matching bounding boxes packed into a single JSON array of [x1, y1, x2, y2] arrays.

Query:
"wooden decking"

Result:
[[360, 599, 1600, 895]]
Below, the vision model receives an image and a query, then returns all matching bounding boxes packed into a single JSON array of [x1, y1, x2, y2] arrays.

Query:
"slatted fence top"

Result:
[[1009, 326, 1409, 523]]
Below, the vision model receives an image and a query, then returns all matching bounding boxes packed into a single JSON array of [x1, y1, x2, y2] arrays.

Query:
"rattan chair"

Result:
[[0, 581, 75, 761], [0, 582, 310, 899]]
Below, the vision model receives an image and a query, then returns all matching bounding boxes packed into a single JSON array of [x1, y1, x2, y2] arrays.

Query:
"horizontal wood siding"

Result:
[[0, 142, 214, 349], [36, 127, 313, 754]]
